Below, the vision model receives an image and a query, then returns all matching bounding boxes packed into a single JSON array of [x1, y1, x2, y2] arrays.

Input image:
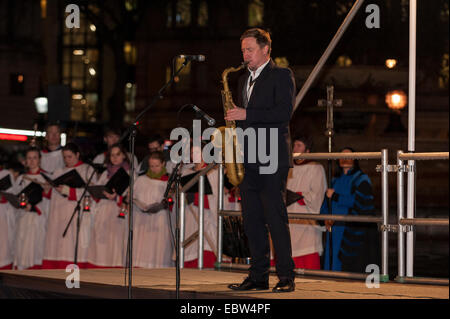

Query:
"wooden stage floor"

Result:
[[0, 268, 448, 299]]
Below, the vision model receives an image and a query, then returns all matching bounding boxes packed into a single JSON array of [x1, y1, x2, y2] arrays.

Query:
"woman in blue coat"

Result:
[[321, 147, 380, 272]]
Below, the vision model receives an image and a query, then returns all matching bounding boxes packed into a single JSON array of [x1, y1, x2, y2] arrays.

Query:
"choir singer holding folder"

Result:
[[42, 143, 95, 269], [87, 144, 131, 268]]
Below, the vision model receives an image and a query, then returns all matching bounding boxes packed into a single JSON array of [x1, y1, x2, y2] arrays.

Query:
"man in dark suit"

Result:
[[225, 28, 296, 292]]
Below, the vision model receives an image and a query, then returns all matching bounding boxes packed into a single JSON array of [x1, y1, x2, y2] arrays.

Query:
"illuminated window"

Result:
[[62, 7, 101, 122], [248, 0, 264, 27], [439, 53, 449, 89], [336, 55, 352, 67], [124, 42, 137, 65], [198, 1, 208, 27], [40, 0, 47, 19], [274, 57, 289, 68], [176, 0, 192, 27], [124, 0, 137, 12], [336, 1, 353, 16], [10, 74, 25, 96]]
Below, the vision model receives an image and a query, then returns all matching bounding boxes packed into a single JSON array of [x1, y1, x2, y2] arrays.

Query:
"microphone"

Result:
[[178, 54, 206, 62], [191, 105, 216, 126]]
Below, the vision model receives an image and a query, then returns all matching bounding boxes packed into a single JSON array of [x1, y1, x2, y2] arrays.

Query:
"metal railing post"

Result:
[[179, 192, 186, 268], [216, 164, 225, 267], [381, 149, 389, 282], [397, 150, 405, 279], [198, 175, 205, 269]]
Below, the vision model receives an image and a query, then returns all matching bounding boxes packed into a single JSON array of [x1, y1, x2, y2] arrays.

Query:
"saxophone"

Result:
[[213, 62, 247, 186]]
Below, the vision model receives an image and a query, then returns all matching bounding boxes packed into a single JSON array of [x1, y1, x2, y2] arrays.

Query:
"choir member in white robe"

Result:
[[87, 144, 131, 268], [42, 143, 96, 269], [13, 148, 51, 270], [0, 167, 21, 269], [132, 151, 174, 268], [40, 123, 65, 174], [182, 145, 219, 269], [271, 136, 326, 269]]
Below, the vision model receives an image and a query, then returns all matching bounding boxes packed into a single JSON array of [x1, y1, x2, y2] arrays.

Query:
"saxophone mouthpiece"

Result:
[[242, 61, 249, 67]]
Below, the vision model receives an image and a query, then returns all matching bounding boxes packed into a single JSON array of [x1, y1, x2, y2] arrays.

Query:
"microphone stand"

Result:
[[120, 57, 192, 299], [163, 161, 183, 300], [62, 165, 98, 266]]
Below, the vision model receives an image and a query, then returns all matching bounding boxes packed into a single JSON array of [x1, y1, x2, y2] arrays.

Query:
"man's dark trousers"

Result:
[[239, 164, 295, 283]]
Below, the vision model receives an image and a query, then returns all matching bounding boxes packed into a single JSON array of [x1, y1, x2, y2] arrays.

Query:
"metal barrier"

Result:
[[395, 151, 449, 285], [178, 150, 449, 285], [215, 150, 391, 282], [178, 163, 217, 269]]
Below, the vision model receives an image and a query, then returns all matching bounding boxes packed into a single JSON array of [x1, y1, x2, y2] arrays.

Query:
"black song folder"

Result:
[[180, 172, 212, 195], [0, 174, 12, 191], [0, 182, 43, 208], [41, 169, 85, 188], [286, 189, 304, 207]]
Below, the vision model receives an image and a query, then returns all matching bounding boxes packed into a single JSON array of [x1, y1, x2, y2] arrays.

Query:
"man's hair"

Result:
[[26, 147, 42, 158], [45, 121, 61, 133], [148, 133, 164, 146], [62, 142, 81, 156], [292, 135, 313, 152], [148, 151, 165, 164], [240, 28, 272, 54], [104, 127, 121, 137]]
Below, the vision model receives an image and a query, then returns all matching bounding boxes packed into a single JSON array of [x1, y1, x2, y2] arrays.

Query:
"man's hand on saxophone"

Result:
[[224, 102, 246, 121]]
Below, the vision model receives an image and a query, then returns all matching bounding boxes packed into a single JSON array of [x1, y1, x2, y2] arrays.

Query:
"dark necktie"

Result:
[[244, 76, 256, 108]]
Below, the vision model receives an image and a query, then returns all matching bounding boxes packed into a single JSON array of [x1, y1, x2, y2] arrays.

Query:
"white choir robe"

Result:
[[86, 170, 130, 267], [284, 162, 327, 259], [40, 148, 65, 175], [182, 166, 219, 264], [0, 170, 20, 268], [42, 163, 96, 268], [13, 171, 50, 270], [132, 175, 174, 268]]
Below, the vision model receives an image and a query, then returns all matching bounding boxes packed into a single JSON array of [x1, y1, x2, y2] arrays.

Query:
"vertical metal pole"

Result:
[[406, 0, 417, 278], [198, 175, 205, 269], [179, 192, 186, 269], [397, 150, 405, 278], [381, 149, 389, 280], [217, 164, 225, 266]]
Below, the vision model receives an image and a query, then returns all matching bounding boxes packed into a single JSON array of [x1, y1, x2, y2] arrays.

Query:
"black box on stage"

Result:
[[48, 84, 71, 122]]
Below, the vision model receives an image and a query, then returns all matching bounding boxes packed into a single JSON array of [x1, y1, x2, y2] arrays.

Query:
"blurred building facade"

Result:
[[0, 0, 448, 208]]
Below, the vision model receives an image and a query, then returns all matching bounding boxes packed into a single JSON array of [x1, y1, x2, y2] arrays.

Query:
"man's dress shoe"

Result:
[[228, 277, 269, 291], [272, 279, 295, 292]]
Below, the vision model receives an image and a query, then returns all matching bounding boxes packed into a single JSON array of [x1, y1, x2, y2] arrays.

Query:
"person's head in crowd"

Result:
[[8, 160, 25, 180], [292, 135, 313, 165], [106, 143, 130, 167], [62, 143, 81, 168], [45, 122, 62, 150], [25, 147, 41, 173], [147, 134, 165, 153], [191, 140, 207, 169], [103, 128, 121, 148], [336, 147, 360, 176], [147, 151, 166, 178]]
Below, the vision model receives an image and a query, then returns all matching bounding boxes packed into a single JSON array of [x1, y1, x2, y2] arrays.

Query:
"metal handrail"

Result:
[[219, 210, 382, 224], [293, 152, 381, 160], [397, 150, 449, 284], [179, 162, 217, 270], [398, 152, 449, 161], [216, 149, 391, 283]]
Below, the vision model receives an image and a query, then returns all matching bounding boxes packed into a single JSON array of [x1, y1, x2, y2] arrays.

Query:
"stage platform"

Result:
[[0, 268, 448, 299]]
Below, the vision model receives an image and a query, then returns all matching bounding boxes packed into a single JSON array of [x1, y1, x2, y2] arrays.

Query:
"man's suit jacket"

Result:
[[235, 59, 295, 170]]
